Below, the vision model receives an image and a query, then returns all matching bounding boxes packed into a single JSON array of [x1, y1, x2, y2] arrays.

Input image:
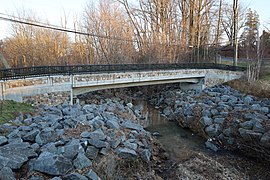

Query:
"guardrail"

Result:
[[0, 63, 246, 80]]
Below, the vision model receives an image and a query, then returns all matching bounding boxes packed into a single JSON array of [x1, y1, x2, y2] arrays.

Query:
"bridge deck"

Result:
[[0, 63, 246, 80], [0, 64, 246, 103]]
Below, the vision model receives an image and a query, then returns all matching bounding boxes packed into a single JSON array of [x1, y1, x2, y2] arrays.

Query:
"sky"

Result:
[[0, 0, 269, 40]]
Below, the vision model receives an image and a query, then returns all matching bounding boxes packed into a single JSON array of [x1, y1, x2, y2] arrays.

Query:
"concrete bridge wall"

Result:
[[0, 69, 244, 102]]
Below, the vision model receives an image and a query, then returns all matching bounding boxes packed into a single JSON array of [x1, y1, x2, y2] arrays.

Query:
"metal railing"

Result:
[[0, 63, 246, 80]]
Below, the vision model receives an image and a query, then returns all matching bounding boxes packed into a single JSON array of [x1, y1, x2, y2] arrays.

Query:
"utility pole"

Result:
[[256, 22, 261, 80], [233, 0, 238, 66]]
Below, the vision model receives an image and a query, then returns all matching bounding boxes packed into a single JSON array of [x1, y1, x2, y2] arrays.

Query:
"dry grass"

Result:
[[64, 124, 93, 138], [95, 154, 159, 180], [225, 78, 270, 98]]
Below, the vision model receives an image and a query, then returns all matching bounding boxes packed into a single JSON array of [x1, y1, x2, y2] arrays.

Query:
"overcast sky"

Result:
[[0, 0, 269, 40]]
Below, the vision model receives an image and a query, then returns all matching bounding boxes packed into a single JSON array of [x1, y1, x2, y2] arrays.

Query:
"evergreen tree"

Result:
[[240, 8, 259, 59]]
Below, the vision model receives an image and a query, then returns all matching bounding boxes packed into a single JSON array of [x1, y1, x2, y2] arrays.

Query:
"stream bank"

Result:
[[79, 86, 270, 179], [2, 83, 269, 179]]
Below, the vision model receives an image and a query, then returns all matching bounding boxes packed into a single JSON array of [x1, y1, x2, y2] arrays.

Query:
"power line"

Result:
[[0, 13, 137, 43], [0, 12, 76, 33], [0, 12, 238, 47]]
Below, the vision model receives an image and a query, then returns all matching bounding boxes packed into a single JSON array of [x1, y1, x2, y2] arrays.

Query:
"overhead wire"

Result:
[[0, 12, 137, 43], [0, 12, 238, 47]]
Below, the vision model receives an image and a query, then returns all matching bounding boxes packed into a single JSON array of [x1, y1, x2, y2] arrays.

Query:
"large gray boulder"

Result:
[[0, 136, 7, 146], [201, 117, 212, 126], [221, 95, 230, 102], [261, 107, 269, 114], [86, 169, 101, 180], [63, 173, 88, 180], [201, 110, 212, 118], [86, 146, 99, 160], [18, 125, 32, 132], [44, 106, 63, 117], [40, 142, 58, 154], [243, 113, 257, 121], [106, 120, 120, 129], [90, 118, 105, 130], [0, 142, 37, 169], [122, 121, 144, 131], [123, 140, 138, 150], [140, 149, 151, 162], [35, 128, 60, 145], [61, 139, 84, 159], [0, 167, 16, 180], [210, 109, 219, 116], [28, 176, 44, 180], [73, 152, 92, 170], [22, 129, 40, 142], [88, 129, 106, 140], [108, 138, 121, 149], [50, 177, 62, 180], [251, 104, 261, 111], [243, 95, 253, 104], [253, 122, 265, 133], [23, 118, 33, 125], [163, 107, 173, 116], [82, 104, 97, 114], [214, 117, 225, 124], [205, 124, 221, 137], [260, 131, 270, 148], [240, 121, 255, 130], [116, 147, 137, 159], [0, 124, 16, 135], [88, 139, 109, 149], [223, 128, 232, 137], [205, 139, 219, 152], [6, 129, 21, 139], [33, 152, 74, 176]]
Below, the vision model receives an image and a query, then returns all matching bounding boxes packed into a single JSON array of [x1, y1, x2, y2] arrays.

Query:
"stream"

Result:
[[145, 105, 207, 161], [78, 89, 270, 179], [132, 99, 212, 161], [132, 99, 270, 179]]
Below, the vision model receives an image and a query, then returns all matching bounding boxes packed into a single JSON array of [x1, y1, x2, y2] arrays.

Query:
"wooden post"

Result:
[[70, 75, 74, 105]]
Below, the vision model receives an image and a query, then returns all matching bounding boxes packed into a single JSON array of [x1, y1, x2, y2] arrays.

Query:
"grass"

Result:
[[260, 64, 270, 81], [260, 74, 270, 81], [0, 100, 33, 124], [220, 59, 249, 67]]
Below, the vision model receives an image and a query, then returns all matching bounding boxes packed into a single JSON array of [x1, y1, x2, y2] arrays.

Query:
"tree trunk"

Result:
[[196, 0, 202, 62], [233, 0, 238, 66]]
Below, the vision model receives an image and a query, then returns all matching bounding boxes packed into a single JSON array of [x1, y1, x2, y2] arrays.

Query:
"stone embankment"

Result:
[[149, 85, 270, 160], [0, 99, 153, 179]]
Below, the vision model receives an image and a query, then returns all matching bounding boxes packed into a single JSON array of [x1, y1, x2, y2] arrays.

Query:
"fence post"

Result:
[[70, 74, 74, 105]]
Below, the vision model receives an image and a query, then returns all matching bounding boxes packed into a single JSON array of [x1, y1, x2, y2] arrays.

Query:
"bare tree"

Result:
[[2, 10, 71, 67], [2, 0, 253, 67], [83, 0, 135, 64]]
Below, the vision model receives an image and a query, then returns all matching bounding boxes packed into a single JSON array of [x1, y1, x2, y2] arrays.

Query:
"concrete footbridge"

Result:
[[0, 63, 245, 103]]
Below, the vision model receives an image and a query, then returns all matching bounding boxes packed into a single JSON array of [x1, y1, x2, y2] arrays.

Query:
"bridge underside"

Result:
[[72, 77, 203, 96]]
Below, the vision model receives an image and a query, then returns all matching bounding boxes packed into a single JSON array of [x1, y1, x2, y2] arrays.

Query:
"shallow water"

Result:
[[136, 100, 270, 179], [135, 100, 207, 160]]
